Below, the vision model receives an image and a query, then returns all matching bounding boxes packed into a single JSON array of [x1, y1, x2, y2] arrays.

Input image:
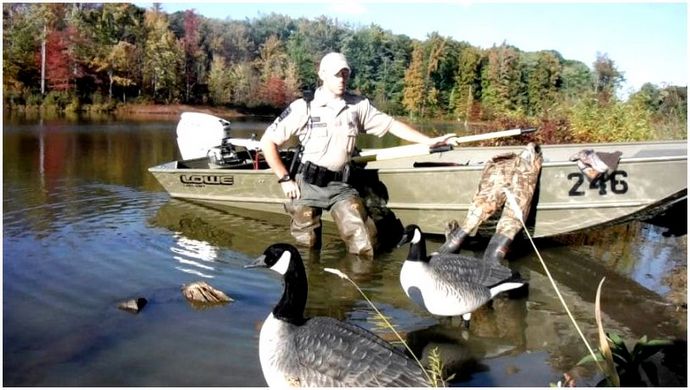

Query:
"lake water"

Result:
[[3, 113, 686, 386]]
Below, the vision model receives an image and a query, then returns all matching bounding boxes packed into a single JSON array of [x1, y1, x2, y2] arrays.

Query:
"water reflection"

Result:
[[171, 235, 219, 278], [3, 117, 180, 193]]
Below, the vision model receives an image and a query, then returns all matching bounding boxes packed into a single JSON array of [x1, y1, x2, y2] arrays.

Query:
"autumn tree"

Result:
[[593, 52, 624, 104], [207, 55, 232, 105], [29, 3, 64, 95], [256, 35, 289, 107], [180, 10, 205, 103], [427, 33, 461, 116], [230, 61, 260, 107], [419, 33, 447, 117], [402, 42, 425, 117], [283, 60, 301, 103], [256, 35, 286, 82], [143, 7, 183, 103], [105, 41, 137, 101], [3, 4, 42, 99], [78, 3, 145, 101], [43, 29, 73, 91]]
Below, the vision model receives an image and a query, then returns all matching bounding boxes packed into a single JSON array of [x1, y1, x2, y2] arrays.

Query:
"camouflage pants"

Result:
[[462, 143, 543, 239]]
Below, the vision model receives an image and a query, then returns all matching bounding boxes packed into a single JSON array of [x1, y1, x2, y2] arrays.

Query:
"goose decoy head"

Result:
[[397, 224, 423, 247], [245, 243, 297, 275]]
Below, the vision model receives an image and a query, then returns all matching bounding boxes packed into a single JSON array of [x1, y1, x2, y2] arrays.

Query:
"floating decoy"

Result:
[[245, 243, 429, 387], [397, 225, 525, 327]]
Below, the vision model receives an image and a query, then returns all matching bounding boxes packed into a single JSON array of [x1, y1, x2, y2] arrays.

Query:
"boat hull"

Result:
[[149, 141, 687, 238]]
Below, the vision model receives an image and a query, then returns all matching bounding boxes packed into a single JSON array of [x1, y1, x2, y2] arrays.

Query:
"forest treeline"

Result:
[[3, 3, 686, 142]]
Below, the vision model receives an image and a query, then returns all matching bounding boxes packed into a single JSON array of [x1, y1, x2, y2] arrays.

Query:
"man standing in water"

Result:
[[261, 52, 456, 257]]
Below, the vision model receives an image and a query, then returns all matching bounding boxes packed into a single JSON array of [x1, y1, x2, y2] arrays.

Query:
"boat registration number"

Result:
[[567, 170, 628, 196], [180, 174, 234, 187]]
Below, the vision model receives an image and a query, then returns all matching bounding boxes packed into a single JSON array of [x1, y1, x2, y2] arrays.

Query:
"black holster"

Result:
[[298, 161, 343, 187], [287, 146, 303, 179]]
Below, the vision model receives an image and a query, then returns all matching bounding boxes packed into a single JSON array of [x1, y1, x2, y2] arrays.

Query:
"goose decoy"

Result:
[[397, 225, 525, 327], [245, 243, 429, 387]]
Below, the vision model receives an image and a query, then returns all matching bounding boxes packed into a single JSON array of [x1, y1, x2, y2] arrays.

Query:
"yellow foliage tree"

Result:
[[402, 43, 425, 117]]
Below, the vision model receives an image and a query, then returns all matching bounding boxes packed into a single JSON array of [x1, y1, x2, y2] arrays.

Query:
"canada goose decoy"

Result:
[[397, 225, 525, 327], [245, 243, 429, 387]]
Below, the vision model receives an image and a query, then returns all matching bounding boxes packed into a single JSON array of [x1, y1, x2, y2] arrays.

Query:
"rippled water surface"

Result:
[[3, 114, 686, 386]]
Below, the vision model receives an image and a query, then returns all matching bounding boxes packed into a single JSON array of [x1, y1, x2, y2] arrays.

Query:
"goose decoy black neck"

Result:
[[397, 224, 429, 262], [245, 243, 307, 325]]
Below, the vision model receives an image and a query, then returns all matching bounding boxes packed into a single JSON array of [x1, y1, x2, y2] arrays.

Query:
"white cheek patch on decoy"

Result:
[[271, 251, 291, 275], [412, 228, 422, 244]]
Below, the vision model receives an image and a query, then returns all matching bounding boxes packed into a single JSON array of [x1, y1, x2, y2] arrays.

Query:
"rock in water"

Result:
[[181, 281, 233, 308], [117, 297, 148, 314]]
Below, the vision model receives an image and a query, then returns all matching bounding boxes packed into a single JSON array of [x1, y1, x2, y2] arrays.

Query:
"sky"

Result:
[[135, 1, 688, 95]]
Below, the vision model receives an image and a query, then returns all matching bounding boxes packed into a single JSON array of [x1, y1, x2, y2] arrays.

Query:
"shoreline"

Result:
[[115, 103, 253, 119]]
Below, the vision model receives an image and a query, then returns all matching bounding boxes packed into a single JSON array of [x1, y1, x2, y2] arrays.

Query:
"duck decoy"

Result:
[[397, 225, 526, 327], [245, 243, 429, 387]]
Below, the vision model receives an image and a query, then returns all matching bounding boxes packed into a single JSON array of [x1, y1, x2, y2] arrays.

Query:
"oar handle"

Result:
[[449, 127, 535, 144], [355, 127, 537, 163], [352, 143, 450, 163]]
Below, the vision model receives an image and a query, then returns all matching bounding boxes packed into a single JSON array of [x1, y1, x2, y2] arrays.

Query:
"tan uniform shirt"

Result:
[[262, 87, 394, 172]]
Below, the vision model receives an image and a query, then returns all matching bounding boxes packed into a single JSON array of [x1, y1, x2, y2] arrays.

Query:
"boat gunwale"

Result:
[[149, 153, 687, 174]]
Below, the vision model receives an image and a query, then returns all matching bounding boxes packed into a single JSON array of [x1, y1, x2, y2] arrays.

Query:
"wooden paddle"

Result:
[[355, 127, 536, 163]]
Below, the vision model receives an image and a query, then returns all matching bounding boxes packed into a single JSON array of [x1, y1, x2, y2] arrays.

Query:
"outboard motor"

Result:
[[207, 137, 248, 168], [176, 112, 232, 160]]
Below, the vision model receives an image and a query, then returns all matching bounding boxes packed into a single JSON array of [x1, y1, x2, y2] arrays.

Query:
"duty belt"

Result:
[[298, 161, 343, 187]]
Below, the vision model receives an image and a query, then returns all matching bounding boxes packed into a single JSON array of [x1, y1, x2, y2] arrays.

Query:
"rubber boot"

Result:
[[330, 196, 377, 258], [284, 203, 322, 249], [483, 233, 513, 263], [436, 225, 468, 254]]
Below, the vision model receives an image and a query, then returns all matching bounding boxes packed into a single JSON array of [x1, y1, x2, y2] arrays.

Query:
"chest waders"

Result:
[[437, 143, 542, 263], [283, 92, 377, 257]]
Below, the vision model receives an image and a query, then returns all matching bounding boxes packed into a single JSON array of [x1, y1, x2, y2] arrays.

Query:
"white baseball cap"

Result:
[[319, 52, 350, 76]]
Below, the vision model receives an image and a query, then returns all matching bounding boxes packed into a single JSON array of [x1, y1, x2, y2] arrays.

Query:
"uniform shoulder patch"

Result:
[[277, 106, 292, 121], [265, 106, 291, 134]]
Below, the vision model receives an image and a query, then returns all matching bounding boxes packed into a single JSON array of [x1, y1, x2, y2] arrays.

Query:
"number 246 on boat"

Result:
[[567, 170, 629, 196]]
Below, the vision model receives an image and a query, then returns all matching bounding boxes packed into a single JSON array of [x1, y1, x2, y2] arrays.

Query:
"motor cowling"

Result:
[[176, 112, 232, 160]]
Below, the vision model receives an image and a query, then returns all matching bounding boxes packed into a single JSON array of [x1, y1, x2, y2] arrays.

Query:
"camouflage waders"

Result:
[[438, 143, 543, 261], [330, 196, 377, 258], [285, 175, 377, 257], [284, 203, 323, 249]]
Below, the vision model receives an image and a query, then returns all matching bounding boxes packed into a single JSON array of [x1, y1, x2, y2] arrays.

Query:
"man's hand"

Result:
[[429, 133, 459, 147], [280, 180, 301, 199]]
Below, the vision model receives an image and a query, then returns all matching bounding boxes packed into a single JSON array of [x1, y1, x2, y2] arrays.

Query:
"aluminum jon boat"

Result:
[[148, 113, 687, 238]]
